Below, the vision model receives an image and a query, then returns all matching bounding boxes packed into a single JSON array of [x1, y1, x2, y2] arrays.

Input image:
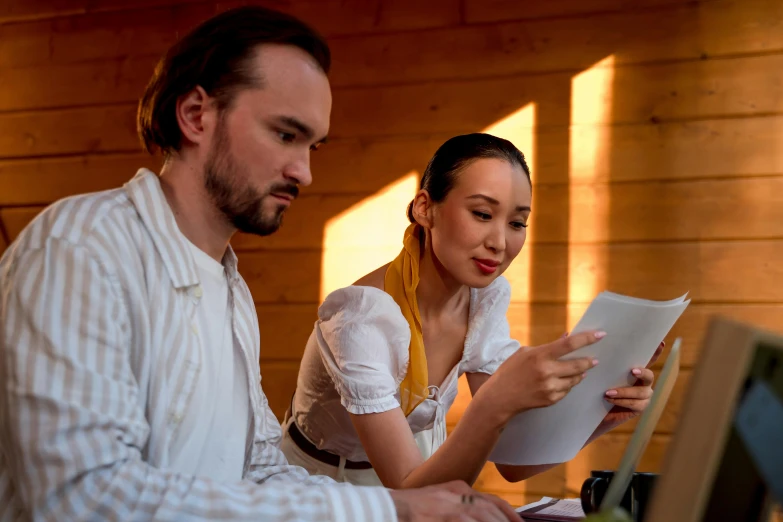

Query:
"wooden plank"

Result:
[[0, 105, 138, 159], [311, 118, 783, 187], [0, 56, 159, 112], [2, 104, 782, 188], [463, 0, 715, 23], [258, 360, 300, 421], [507, 303, 783, 368], [242, 176, 783, 247], [0, 153, 160, 206], [7, 51, 783, 127], [534, 176, 783, 243], [0, 3, 207, 68], [236, 240, 783, 303], [328, 0, 783, 86], [0, 0, 459, 66], [0, 0, 205, 24], [332, 54, 783, 135], [504, 240, 783, 304], [256, 303, 317, 362]]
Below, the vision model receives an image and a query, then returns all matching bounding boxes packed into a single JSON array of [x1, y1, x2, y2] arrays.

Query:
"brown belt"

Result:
[[287, 421, 373, 470]]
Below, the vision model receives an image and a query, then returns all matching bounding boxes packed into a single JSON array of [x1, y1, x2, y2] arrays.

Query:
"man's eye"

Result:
[[278, 131, 296, 143]]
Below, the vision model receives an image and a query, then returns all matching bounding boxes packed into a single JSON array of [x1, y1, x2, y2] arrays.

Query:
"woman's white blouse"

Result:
[[291, 276, 521, 463]]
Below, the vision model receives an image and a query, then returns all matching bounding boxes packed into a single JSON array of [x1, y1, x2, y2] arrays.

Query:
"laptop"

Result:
[[518, 338, 682, 520]]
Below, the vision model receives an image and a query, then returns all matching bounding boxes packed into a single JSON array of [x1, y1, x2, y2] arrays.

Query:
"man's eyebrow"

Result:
[[277, 116, 328, 144], [278, 116, 313, 139]]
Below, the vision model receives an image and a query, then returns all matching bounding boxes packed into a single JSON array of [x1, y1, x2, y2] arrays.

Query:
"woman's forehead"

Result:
[[451, 158, 532, 204]]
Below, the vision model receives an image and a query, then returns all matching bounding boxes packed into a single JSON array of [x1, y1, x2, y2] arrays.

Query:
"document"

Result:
[[489, 291, 690, 466], [517, 497, 585, 520]]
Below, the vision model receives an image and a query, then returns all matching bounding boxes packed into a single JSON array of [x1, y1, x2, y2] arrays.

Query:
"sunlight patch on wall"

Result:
[[320, 172, 418, 301], [566, 55, 615, 496], [482, 102, 536, 348], [567, 56, 615, 313]]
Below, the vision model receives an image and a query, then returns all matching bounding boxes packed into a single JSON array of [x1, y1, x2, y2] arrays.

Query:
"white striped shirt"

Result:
[[0, 169, 396, 522]]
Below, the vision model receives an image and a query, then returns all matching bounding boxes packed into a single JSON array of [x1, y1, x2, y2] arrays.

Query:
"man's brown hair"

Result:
[[137, 6, 330, 156]]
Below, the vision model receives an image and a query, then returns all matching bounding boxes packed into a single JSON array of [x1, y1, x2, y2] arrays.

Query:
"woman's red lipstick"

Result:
[[473, 258, 499, 275]]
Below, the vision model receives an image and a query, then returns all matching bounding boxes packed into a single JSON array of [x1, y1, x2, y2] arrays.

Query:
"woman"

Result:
[[281, 133, 661, 488]]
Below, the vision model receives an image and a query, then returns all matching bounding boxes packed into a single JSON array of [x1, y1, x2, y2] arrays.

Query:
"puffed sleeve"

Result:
[[463, 276, 522, 375], [315, 286, 412, 415]]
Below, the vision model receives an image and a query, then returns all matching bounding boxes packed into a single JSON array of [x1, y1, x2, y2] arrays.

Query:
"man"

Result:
[[0, 6, 519, 522]]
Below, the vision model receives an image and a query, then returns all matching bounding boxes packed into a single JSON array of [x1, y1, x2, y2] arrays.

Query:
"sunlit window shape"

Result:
[[566, 55, 615, 496], [483, 102, 536, 344], [567, 55, 615, 309], [320, 172, 418, 300]]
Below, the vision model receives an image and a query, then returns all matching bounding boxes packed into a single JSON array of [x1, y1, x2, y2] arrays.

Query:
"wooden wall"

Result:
[[2, 0, 783, 508]]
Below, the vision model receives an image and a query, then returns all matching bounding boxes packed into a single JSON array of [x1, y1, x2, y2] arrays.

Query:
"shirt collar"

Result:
[[124, 168, 240, 288]]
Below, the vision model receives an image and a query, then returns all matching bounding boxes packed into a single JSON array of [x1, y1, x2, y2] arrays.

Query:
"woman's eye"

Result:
[[510, 221, 528, 230], [310, 142, 321, 152], [472, 211, 491, 220]]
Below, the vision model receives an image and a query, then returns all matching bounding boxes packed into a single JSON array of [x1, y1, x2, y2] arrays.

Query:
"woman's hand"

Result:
[[597, 341, 665, 430], [478, 331, 603, 422]]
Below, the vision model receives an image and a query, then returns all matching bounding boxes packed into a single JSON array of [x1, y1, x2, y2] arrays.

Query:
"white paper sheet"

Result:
[[489, 291, 689, 465], [517, 497, 585, 518]]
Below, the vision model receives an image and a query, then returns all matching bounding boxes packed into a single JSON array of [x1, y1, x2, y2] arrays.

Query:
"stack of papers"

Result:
[[517, 497, 585, 521], [489, 291, 690, 466]]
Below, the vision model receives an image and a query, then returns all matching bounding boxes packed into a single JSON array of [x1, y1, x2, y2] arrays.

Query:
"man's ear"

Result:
[[411, 190, 435, 228], [175, 85, 216, 147]]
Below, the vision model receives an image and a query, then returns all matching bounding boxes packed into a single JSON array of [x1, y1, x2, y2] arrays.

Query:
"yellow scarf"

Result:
[[385, 224, 429, 417]]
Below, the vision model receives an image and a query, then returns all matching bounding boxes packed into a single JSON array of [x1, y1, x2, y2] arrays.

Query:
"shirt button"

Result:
[[171, 413, 183, 424], [191, 324, 198, 335], [193, 285, 203, 298]]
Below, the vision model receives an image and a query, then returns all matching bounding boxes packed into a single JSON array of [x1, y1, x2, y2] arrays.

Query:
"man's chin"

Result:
[[235, 212, 284, 237]]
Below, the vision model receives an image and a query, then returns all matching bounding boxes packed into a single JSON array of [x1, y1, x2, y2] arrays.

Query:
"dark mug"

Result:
[[580, 470, 658, 522]]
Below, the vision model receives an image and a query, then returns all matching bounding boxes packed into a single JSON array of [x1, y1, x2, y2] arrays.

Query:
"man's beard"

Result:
[[204, 123, 298, 237]]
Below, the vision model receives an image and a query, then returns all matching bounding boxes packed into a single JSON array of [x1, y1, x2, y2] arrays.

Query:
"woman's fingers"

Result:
[[605, 385, 653, 401], [553, 357, 597, 378], [648, 341, 665, 367], [630, 368, 655, 386], [605, 398, 650, 411]]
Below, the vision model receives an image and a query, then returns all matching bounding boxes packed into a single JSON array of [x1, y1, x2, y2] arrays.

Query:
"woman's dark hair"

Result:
[[407, 133, 531, 223], [137, 6, 330, 156]]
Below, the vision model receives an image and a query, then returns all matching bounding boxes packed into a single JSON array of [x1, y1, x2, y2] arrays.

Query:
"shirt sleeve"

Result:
[[464, 277, 522, 375], [0, 240, 396, 522], [315, 286, 411, 415]]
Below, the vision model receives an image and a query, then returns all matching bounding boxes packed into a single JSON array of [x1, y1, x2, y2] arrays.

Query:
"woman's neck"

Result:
[[416, 233, 470, 321]]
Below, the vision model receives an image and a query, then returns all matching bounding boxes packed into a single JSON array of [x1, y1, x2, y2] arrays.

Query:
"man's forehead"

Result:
[[252, 46, 330, 122]]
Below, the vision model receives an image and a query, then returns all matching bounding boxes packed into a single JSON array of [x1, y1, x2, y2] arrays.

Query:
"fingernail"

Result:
[[582, 372, 587, 378], [562, 332, 568, 338], [595, 331, 607, 339], [632, 369, 642, 376], [605, 390, 618, 397], [592, 359, 600, 367]]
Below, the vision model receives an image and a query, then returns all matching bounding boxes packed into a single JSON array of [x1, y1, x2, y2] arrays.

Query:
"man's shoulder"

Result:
[[4, 187, 137, 260]]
